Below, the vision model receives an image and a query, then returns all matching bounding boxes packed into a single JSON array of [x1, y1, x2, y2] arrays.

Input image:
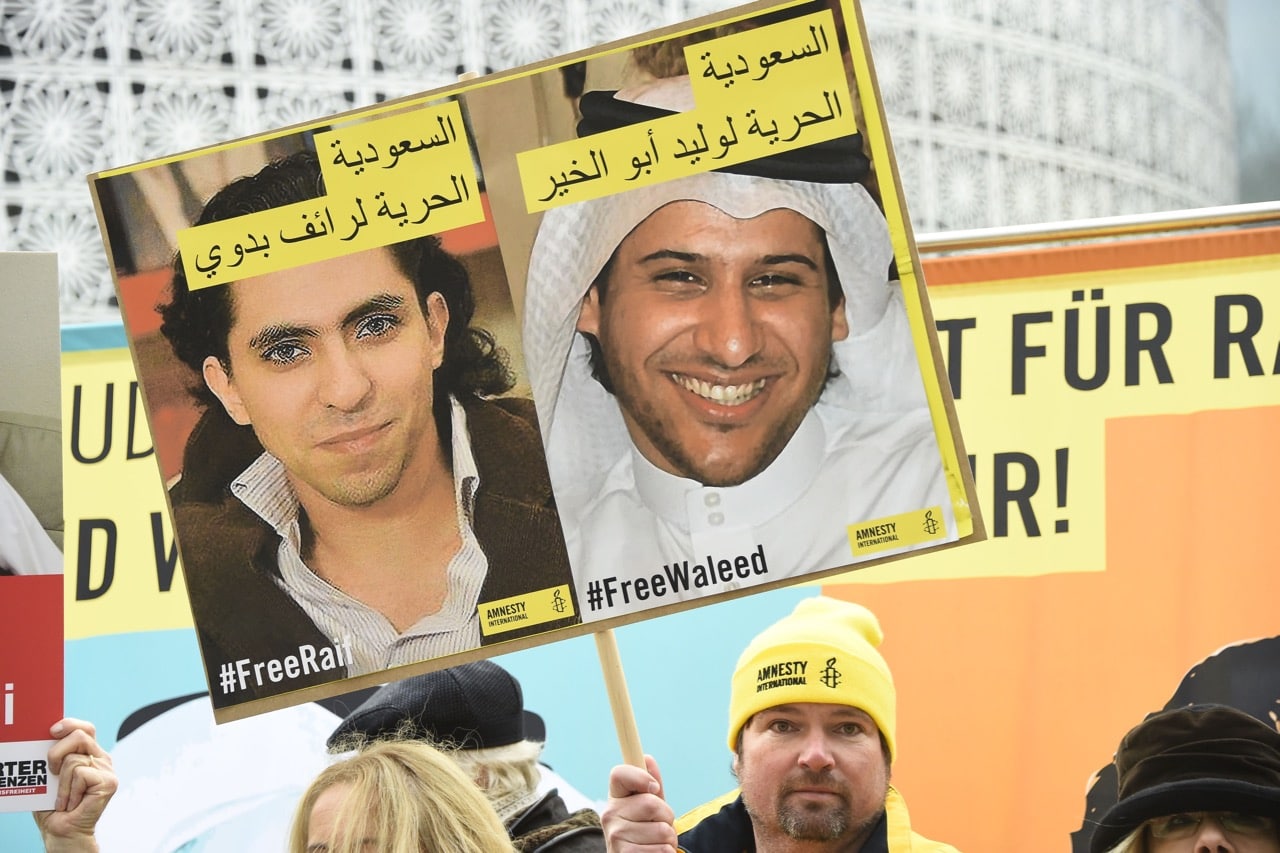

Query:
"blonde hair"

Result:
[[1102, 826, 1145, 853], [450, 739, 543, 819], [289, 740, 514, 853]]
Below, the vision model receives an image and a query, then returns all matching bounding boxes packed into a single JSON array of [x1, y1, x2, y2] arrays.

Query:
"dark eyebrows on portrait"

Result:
[[760, 252, 819, 270], [245, 295, 406, 352], [636, 249, 819, 271], [247, 322, 320, 352], [341, 293, 406, 329], [638, 248, 702, 265]]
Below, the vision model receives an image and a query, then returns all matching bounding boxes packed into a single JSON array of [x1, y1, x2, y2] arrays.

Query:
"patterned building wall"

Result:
[[0, 0, 1237, 322], [865, 0, 1237, 231]]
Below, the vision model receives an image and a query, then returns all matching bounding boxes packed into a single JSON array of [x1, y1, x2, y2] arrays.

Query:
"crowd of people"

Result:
[[34, 594, 1280, 852]]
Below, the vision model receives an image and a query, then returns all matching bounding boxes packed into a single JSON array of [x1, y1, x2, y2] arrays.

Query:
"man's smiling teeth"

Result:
[[671, 373, 766, 406]]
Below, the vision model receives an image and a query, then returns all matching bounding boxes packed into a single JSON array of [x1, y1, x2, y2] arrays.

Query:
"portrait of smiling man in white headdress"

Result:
[[522, 76, 958, 619]]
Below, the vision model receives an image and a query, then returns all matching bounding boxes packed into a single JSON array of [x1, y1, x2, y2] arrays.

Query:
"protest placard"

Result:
[[0, 253, 64, 812], [89, 0, 980, 721]]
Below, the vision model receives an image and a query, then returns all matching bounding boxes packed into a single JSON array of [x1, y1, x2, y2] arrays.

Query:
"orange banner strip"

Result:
[[922, 224, 1280, 286]]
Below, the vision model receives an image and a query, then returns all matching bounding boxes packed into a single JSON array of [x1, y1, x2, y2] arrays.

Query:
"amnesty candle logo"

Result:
[[820, 657, 842, 689]]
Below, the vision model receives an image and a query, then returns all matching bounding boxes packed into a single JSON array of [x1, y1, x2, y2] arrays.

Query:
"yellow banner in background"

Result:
[[843, 243, 1280, 583], [61, 348, 193, 638]]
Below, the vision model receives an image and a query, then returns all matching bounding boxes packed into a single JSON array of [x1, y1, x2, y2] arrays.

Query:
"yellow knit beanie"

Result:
[[727, 596, 896, 761]]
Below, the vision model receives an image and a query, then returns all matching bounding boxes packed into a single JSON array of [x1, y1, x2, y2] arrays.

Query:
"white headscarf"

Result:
[[522, 80, 930, 510]]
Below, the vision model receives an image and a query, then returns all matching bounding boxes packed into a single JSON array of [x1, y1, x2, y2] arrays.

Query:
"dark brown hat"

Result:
[[1090, 704, 1280, 853]]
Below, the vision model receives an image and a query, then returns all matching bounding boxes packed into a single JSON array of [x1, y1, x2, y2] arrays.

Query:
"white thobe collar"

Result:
[[630, 409, 827, 548]]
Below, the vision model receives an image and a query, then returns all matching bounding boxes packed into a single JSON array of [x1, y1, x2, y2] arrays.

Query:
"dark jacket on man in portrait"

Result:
[[169, 395, 579, 707]]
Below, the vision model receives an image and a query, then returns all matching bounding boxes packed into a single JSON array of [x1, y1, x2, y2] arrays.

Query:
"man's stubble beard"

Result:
[[778, 801, 850, 841], [738, 758, 889, 850], [297, 432, 419, 509], [301, 396, 446, 510], [774, 794, 883, 844], [323, 466, 404, 508], [747, 768, 890, 845], [596, 342, 837, 488]]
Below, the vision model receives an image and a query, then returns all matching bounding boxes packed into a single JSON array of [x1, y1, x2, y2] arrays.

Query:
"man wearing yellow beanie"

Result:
[[601, 596, 958, 852]]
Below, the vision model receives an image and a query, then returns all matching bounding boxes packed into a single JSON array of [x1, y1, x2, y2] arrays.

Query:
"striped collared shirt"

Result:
[[230, 396, 485, 676]]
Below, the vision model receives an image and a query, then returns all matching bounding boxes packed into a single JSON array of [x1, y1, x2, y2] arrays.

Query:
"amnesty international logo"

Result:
[[847, 506, 947, 556], [478, 585, 575, 636], [820, 656, 842, 689], [922, 510, 940, 535]]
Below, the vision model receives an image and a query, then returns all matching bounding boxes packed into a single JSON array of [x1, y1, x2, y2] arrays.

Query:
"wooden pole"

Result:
[[594, 629, 645, 766]]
